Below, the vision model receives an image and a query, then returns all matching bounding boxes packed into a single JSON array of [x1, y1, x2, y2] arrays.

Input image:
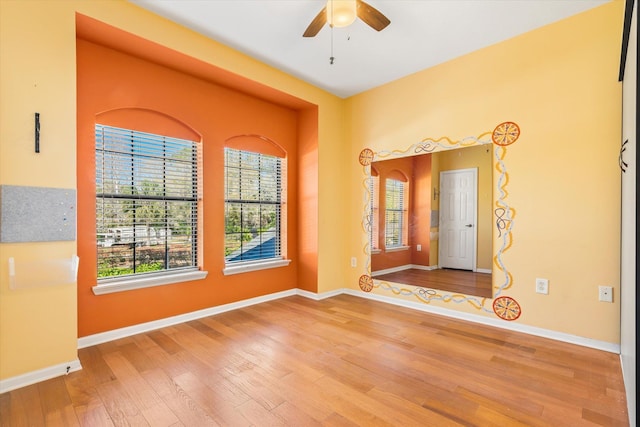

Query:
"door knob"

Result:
[[465, 224, 473, 227]]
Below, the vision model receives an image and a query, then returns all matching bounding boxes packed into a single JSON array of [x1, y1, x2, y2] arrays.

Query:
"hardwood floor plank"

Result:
[[37, 375, 73, 415], [489, 353, 575, 379], [37, 376, 81, 427], [96, 379, 151, 426], [237, 333, 325, 384], [473, 405, 535, 427], [147, 330, 183, 355], [139, 368, 217, 426], [305, 348, 383, 393], [8, 384, 46, 427], [186, 319, 226, 341], [315, 375, 446, 426], [218, 365, 285, 411], [261, 372, 335, 422], [171, 371, 244, 426], [0, 392, 11, 427], [64, 372, 102, 410], [271, 401, 323, 427], [321, 412, 361, 427], [140, 402, 181, 427], [117, 342, 160, 374], [73, 400, 115, 427], [101, 351, 164, 412], [77, 346, 116, 386], [367, 386, 474, 427], [138, 345, 188, 380], [455, 386, 547, 426], [170, 351, 251, 407], [582, 407, 629, 427], [235, 398, 286, 426], [228, 328, 295, 380], [44, 404, 80, 427]]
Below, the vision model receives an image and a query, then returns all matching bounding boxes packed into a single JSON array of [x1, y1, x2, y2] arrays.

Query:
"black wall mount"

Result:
[[35, 112, 40, 153]]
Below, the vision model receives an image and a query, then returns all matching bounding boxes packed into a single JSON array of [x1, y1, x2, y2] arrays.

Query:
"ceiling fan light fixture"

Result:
[[327, 0, 357, 28]]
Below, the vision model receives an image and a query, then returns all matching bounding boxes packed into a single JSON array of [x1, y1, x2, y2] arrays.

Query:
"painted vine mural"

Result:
[[358, 122, 521, 321]]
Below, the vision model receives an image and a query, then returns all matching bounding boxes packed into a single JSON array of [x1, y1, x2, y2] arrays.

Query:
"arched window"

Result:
[[223, 135, 290, 273], [95, 124, 201, 279]]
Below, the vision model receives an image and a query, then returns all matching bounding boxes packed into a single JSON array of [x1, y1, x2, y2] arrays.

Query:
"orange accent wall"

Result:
[[410, 154, 432, 266], [296, 108, 319, 292], [77, 31, 316, 336]]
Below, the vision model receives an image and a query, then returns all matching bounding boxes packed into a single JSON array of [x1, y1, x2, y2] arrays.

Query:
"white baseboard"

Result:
[[343, 288, 620, 354], [410, 264, 439, 271], [372, 264, 437, 277], [372, 264, 412, 276], [296, 288, 343, 300], [476, 268, 491, 274], [0, 359, 82, 394], [78, 288, 298, 349]]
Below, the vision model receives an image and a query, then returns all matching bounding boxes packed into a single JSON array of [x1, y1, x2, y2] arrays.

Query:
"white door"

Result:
[[439, 168, 477, 270]]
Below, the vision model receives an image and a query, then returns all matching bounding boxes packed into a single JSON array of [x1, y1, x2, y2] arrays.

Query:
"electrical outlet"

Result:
[[417, 244, 422, 252], [350, 257, 357, 268], [535, 278, 549, 294], [599, 286, 613, 302]]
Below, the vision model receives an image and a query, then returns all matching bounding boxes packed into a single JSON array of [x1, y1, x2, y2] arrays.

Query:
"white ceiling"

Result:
[[130, 0, 609, 98]]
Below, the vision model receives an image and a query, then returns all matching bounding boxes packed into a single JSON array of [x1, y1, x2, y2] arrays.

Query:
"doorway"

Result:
[[439, 168, 478, 271]]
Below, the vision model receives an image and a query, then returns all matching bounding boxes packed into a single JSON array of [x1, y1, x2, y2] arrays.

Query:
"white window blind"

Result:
[[385, 178, 408, 248], [224, 148, 283, 264], [95, 124, 200, 279]]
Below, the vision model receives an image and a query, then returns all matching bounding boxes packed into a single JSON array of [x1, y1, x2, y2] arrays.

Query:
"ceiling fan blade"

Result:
[[356, 0, 390, 31], [303, 6, 327, 37]]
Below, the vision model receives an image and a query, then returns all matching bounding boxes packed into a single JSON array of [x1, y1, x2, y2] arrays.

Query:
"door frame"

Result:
[[438, 167, 478, 272]]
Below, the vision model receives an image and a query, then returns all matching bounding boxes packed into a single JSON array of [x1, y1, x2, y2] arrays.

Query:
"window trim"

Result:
[[92, 269, 208, 295], [222, 258, 291, 276], [385, 245, 410, 253]]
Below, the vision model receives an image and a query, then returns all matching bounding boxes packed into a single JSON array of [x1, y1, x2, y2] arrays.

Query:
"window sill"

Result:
[[92, 270, 208, 295], [371, 248, 382, 255], [223, 259, 291, 276], [385, 245, 410, 253]]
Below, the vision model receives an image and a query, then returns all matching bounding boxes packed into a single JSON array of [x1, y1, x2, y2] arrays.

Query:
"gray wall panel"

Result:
[[0, 185, 76, 242]]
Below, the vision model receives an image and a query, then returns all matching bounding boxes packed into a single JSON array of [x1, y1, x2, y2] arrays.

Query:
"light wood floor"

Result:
[[374, 268, 493, 298], [0, 294, 629, 426]]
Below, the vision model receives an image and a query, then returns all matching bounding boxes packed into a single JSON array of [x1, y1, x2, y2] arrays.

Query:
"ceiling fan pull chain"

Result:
[[330, 23, 335, 65]]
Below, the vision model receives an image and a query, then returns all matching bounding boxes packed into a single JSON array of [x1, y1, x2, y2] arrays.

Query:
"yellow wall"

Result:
[[346, 1, 623, 343], [0, 0, 80, 380], [0, 0, 345, 381]]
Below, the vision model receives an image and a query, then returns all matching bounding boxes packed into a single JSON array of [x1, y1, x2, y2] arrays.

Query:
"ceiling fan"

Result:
[[303, 0, 391, 37]]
